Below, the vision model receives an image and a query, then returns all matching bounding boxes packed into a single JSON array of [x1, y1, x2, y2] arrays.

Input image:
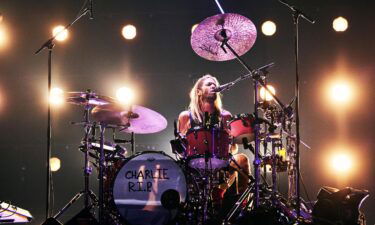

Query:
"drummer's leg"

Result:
[[232, 153, 251, 193]]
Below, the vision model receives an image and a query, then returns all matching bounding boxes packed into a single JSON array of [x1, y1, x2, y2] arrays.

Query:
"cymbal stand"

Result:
[[34, 0, 93, 218], [98, 123, 107, 224], [49, 99, 98, 222]]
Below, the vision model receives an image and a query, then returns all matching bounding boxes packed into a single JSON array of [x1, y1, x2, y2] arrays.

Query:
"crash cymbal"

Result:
[[91, 104, 168, 134], [191, 13, 257, 61], [66, 91, 115, 106]]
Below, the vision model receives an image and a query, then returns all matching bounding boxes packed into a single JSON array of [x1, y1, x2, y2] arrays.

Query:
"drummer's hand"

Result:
[[230, 143, 238, 154]]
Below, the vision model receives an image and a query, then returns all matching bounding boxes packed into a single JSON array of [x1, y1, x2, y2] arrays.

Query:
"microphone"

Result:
[[88, 0, 94, 19], [213, 82, 234, 93]]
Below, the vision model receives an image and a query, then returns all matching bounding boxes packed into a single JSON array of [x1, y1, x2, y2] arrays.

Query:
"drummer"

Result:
[[178, 74, 251, 194]]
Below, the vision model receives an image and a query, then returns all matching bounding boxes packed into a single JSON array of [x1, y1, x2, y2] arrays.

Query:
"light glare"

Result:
[[260, 85, 276, 101], [329, 82, 352, 104], [50, 157, 61, 172], [116, 87, 134, 104], [0, 25, 8, 48], [331, 153, 352, 173], [50, 87, 64, 106], [52, 25, 68, 41], [122, 25, 137, 40], [261, 21, 276, 36], [191, 24, 199, 34], [333, 17, 348, 32]]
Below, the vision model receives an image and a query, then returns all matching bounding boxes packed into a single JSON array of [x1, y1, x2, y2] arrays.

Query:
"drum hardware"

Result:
[[277, 0, 315, 218], [48, 91, 105, 223], [35, 4, 101, 215], [222, 155, 255, 224], [112, 129, 135, 156]]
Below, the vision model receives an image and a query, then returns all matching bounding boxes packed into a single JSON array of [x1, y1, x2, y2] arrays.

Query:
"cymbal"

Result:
[[91, 104, 168, 134], [191, 13, 257, 61], [260, 133, 281, 140], [66, 92, 115, 106]]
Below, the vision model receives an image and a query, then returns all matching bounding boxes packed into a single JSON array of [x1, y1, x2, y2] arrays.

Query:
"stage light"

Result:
[[329, 82, 352, 104], [122, 25, 137, 40], [331, 153, 353, 173], [0, 13, 3, 22], [0, 25, 8, 49], [260, 85, 276, 101], [261, 21, 276, 36], [191, 24, 198, 34], [52, 25, 68, 42], [49, 87, 64, 106], [333, 17, 348, 32], [50, 157, 61, 172], [116, 87, 134, 105]]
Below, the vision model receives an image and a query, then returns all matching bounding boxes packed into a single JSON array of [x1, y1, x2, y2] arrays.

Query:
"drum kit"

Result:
[[46, 8, 317, 225]]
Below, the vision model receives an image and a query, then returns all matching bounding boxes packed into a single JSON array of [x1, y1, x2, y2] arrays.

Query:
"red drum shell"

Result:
[[229, 114, 255, 144], [186, 128, 230, 169]]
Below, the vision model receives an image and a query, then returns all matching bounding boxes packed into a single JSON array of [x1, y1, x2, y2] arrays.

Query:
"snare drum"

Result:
[[112, 152, 187, 225], [228, 113, 255, 144], [186, 127, 230, 169]]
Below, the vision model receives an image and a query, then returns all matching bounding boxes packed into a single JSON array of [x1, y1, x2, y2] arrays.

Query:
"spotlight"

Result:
[[191, 24, 198, 34], [260, 85, 276, 101], [261, 21, 276, 36], [333, 17, 348, 32], [329, 82, 352, 104], [50, 157, 61, 172], [122, 25, 137, 40], [331, 153, 353, 173], [52, 25, 68, 42], [0, 24, 8, 48], [116, 87, 134, 105], [50, 87, 64, 106]]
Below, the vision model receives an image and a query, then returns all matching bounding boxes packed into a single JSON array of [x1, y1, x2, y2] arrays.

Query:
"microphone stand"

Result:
[[34, 1, 92, 220], [278, 0, 315, 219]]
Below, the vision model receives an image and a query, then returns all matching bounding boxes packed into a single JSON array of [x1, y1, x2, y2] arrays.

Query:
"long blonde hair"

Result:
[[189, 74, 223, 123]]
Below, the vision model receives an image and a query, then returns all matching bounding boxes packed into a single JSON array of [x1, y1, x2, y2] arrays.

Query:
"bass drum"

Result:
[[112, 151, 187, 225]]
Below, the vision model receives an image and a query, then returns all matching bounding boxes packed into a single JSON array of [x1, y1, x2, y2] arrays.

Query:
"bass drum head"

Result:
[[113, 152, 187, 225]]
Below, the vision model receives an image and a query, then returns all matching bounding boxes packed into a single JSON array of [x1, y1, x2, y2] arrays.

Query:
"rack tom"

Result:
[[228, 113, 255, 144]]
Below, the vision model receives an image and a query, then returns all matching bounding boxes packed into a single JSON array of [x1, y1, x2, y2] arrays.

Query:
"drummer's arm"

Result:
[[222, 110, 239, 155], [177, 111, 190, 136]]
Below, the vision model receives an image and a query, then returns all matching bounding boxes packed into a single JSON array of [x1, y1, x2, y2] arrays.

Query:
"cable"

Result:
[[299, 170, 314, 210], [0, 201, 16, 218]]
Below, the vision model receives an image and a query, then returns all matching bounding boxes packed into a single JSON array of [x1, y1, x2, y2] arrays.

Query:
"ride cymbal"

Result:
[[191, 13, 257, 61]]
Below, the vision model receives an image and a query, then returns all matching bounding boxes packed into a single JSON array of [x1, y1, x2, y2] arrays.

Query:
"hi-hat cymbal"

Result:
[[191, 13, 257, 61], [91, 104, 168, 134], [66, 92, 115, 106]]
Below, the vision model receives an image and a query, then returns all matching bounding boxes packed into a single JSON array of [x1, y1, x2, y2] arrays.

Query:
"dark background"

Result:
[[0, 0, 374, 224]]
